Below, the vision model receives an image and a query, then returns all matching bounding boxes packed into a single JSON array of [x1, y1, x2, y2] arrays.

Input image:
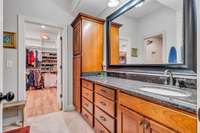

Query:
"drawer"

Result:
[[82, 80, 93, 90], [95, 84, 115, 101], [95, 93, 115, 117], [95, 119, 110, 133], [95, 107, 115, 133], [118, 92, 197, 133], [82, 97, 93, 114], [82, 108, 93, 127], [82, 87, 93, 102]]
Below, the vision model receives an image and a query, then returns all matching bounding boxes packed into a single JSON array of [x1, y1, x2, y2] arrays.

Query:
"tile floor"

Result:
[[26, 111, 95, 133], [25, 88, 60, 118]]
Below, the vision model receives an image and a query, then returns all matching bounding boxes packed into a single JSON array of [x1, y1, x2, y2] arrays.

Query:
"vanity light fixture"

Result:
[[108, 0, 120, 7]]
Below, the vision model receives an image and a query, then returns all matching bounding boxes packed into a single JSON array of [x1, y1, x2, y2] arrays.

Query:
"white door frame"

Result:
[[18, 15, 74, 111], [0, 0, 3, 131]]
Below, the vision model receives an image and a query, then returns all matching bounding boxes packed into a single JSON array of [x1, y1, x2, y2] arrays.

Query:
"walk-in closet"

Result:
[[24, 21, 62, 118]]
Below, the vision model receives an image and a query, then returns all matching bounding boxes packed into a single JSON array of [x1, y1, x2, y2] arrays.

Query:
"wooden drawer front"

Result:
[[82, 108, 93, 127], [82, 97, 93, 114], [82, 80, 93, 90], [82, 87, 93, 102], [95, 107, 115, 133], [95, 93, 115, 117], [95, 119, 110, 133], [118, 92, 197, 133], [95, 84, 115, 101]]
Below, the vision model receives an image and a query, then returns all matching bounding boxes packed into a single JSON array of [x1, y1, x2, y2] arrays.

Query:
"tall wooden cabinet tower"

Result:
[[71, 13, 105, 112]]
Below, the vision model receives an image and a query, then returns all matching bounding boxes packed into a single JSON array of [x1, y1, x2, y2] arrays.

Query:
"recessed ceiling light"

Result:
[[108, 0, 120, 8], [41, 32, 49, 40], [41, 25, 46, 29]]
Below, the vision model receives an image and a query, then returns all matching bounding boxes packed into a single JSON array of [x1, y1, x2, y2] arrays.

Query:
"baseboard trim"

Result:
[[63, 104, 75, 111]]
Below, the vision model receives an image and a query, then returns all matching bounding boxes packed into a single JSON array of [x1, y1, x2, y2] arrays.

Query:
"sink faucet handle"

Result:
[[175, 79, 180, 87]]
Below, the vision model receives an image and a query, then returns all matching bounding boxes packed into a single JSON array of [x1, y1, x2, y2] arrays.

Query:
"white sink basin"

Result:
[[139, 87, 191, 97]]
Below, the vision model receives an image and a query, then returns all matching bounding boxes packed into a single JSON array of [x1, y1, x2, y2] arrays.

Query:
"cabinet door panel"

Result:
[[73, 23, 81, 55], [73, 55, 81, 112], [82, 20, 103, 72], [118, 105, 144, 133], [145, 120, 177, 133]]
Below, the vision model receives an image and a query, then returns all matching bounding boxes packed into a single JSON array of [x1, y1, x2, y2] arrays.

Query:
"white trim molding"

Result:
[[0, 0, 3, 131], [17, 15, 74, 111]]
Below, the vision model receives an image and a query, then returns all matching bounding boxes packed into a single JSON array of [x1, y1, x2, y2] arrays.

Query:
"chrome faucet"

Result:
[[164, 69, 174, 86]]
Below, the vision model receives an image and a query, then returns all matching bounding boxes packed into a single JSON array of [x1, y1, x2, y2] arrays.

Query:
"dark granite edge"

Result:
[[81, 76, 197, 114]]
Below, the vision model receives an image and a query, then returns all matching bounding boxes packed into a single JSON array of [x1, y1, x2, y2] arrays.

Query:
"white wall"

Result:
[[0, 0, 3, 131], [3, 0, 73, 100], [3, 0, 74, 126]]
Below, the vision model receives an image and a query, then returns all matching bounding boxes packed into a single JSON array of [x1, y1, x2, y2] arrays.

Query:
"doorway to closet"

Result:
[[24, 21, 63, 118]]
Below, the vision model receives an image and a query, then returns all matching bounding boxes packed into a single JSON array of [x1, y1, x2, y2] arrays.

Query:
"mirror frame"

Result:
[[106, 0, 197, 73]]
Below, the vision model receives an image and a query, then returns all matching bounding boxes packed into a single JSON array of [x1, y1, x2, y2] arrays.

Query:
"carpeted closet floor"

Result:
[[25, 88, 60, 118]]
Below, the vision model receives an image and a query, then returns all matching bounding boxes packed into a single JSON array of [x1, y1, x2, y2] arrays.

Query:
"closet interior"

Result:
[[24, 21, 62, 118]]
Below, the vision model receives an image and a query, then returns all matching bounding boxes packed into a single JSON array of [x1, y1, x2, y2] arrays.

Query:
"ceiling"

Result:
[[123, 0, 183, 19], [71, 0, 128, 17], [24, 22, 62, 48], [70, 0, 182, 18]]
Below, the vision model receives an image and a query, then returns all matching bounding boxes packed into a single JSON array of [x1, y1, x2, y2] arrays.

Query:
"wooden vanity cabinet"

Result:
[[81, 80, 94, 127], [118, 92, 197, 133], [118, 106, 144, 133], [73, 55, 81, 112], [94, 84, 116, 133], [72, 13, 104, 112]]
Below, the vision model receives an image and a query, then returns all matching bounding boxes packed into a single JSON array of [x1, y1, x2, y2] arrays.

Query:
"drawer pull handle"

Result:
[[100, 130, 105, 133], [100, 101, 106, 106], [84, 114, 89, 119], [143, 121, 150, 129], [84, 103, 89, 107], [100, 116, 106, 121], [100, 89, 107, 93]]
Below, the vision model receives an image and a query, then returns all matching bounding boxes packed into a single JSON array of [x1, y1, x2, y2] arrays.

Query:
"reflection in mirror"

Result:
[[110, 0, 184, 65]]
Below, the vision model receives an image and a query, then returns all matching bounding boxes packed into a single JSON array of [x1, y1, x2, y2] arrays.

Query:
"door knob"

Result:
[[0, 92, 15, 102]]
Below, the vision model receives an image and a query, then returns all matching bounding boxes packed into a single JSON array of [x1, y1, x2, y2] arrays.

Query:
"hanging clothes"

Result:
[[26, 49, 42, 67], [26, 70, 43, 89]]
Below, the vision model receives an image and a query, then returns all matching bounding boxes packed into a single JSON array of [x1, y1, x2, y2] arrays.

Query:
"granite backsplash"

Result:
[[81, 71, 197, 89]]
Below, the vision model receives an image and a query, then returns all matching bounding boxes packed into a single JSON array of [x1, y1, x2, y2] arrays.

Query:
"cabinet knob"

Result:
[[100, 101, 106, 106], [100, 116, 106, 121], [143, 121, 150, 129]]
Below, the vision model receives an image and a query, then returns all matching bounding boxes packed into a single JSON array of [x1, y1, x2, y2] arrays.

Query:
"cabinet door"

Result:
[[82, 20, 103, 72], [118, 105, 144, 133], [73, 22, 81, 56], [73, 55, 81, 112], [110, 24, 120, 65], [145, 119, 177, 133]]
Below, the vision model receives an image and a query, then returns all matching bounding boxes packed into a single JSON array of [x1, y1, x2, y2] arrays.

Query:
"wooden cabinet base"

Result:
[[82, 108, 93, 127]]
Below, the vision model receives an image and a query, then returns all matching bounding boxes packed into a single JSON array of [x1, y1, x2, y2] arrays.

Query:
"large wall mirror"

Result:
[[106, 0, 196, 72]]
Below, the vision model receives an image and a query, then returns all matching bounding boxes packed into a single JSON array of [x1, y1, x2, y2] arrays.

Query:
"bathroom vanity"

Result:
[[72, 0, 197, 133], [81, 76, 197, 133]]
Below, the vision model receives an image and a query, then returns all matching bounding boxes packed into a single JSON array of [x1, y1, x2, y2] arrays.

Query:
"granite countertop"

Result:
[[81, 75, 197, 114]]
